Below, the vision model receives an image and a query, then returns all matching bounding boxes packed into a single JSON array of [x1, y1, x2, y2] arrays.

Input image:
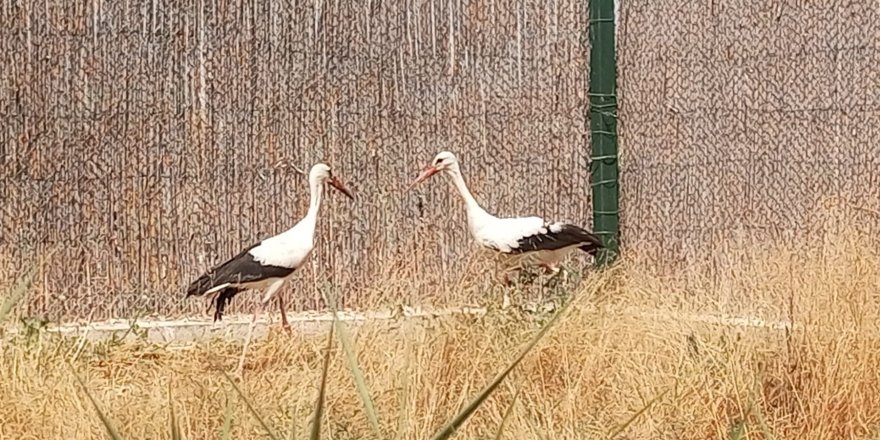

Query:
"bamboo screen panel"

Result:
[[618, 1, 880, 261], [0, 0, 592, 320]]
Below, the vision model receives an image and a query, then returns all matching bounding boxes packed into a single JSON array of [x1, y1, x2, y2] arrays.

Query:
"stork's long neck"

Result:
[[303, 177, 324, 233], [448, 165, 491, 227], [280, 176, 323, 241]]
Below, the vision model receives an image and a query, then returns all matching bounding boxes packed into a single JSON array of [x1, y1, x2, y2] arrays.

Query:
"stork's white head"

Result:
[[407, 151, 459, 190], [309, 163, 354, 200]]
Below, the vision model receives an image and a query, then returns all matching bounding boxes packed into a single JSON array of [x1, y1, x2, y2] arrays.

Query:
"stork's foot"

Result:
[[539, 263, 561, 276], [499, 272, 514, 309], [500, 272, 513, 287], [501, 291, 512, 310], [495, 270, 524, 310]]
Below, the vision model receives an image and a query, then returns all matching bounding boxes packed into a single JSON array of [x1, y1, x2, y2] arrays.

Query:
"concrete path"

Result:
[[0, 302, 818, 347], [12, 305, 491, 344]]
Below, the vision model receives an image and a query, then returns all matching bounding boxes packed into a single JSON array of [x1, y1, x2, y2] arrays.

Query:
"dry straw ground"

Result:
[[2, 227, 880, 440]]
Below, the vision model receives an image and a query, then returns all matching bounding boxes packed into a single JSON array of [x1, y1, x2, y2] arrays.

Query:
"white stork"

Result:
[[408, 151, 604, 286], [186, 163, 354, 335]]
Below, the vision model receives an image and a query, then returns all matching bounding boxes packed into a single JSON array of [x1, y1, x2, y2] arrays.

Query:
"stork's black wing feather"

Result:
[[509, 224, 604, 256], [185, 242, 295, 297], [210, 287, 242, 321]]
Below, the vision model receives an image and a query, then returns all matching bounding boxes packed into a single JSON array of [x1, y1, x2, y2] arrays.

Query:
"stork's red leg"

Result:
[[501, 271, 512, 287], [498, 271, 513, 310], [277, 293, 293, 336]]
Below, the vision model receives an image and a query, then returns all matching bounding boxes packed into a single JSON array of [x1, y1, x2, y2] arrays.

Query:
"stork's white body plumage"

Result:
[[410, 151, 603, 284], [249, 230, 315, 271]]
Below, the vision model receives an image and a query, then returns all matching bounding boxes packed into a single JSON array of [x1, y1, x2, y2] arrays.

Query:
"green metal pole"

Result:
[[588, 0, 620, 265]]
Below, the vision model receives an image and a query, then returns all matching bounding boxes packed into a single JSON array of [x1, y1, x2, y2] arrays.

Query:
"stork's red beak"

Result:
[[407, 166, 439, 191], [328, 176, 355, 200]]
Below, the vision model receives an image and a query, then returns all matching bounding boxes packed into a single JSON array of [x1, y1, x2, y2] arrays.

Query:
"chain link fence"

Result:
[[618, 0, 880, 261], [1, 0, 593, 320]]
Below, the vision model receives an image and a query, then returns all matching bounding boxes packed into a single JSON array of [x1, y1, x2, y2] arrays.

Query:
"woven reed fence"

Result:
[[0, 0, 592, 320], [4, 0, 880, 321], [618, 0, 880, 260]]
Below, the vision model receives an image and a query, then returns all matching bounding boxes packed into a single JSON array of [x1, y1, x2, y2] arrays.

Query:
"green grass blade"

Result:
[[221, 394, 234, 440], [0, 268, 35, 325], [336, 318, 383, 437], [393, 339, 412, 440], [67, 361, 126, 440], [607, 389, 668, 439], [748, 374, 777, 440], [428, 297, 575, 440], [728, 419, 746, 440], [221, 371, 281, 440], [288, 400, 298, 440], [492, 387, 521, 440], [310, 322, 335, 440], [325, 287, 382, 438], [169, 382, 182, 440]]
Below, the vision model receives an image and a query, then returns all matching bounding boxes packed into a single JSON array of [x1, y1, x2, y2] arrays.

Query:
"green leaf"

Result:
[[0, 267, 35, 325], [169, 382, 183, 440], [428, 296, 574, 440], [492, 387, 521, 440], [748, 378, 776, 440], [221, 371, 282, 440], [68, 361, 126, 440], [288, 400, 298, 440], [393, 340, 412, 440], [324, 287, 382, 438], [310, 322, 335, 440], [221, 394, 234, 440], [728, 419, 746, 440]]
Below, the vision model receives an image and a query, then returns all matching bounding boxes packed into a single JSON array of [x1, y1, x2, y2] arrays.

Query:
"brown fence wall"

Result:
[[0, 0, 592, 320], [4, 0, 880, 321], [618, 0, 880, 261]]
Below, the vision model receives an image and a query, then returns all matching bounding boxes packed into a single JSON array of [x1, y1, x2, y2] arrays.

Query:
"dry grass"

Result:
[[2, 232, 880, 440]]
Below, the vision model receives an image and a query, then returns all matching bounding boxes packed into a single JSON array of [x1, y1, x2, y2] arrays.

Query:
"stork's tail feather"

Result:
[[212, 287, 241, 322], [579, 242, 603, 256], [559, 224, 604, 256], [185, 271, 234, 321]]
